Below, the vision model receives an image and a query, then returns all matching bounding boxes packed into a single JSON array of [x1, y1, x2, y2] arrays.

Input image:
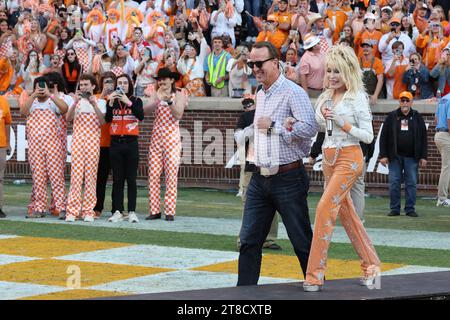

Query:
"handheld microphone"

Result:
[[326, 99, 333, 136]]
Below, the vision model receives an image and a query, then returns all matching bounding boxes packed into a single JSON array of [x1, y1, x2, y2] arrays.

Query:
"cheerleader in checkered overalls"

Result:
[[65, 74, 106, 222], [144, 68, 188, 221], [20, 77, 69, 218]]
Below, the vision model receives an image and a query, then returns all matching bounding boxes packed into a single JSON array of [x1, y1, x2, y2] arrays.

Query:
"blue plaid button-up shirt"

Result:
[[253, 75, 319, 170]]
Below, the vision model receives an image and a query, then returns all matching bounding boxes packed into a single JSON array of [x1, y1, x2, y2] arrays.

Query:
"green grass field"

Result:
[[3, 183, 450, 232], [1, 183, 450, 269]]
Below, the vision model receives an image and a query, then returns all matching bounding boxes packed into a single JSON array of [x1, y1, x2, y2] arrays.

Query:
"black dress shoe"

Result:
[[165, 215, 174, 221], [263, 243, 282, 250], [406, 211, 418, 217], [145, 213, 161, 220], [0, 209, 6, 218], [388, 211, 400, 216]]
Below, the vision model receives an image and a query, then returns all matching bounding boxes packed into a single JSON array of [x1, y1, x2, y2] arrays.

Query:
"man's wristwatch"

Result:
[[267, 121, 275, 134]]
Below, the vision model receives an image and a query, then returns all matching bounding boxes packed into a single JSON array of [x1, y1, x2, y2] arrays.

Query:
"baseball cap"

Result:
[[381, 6, 393, 12], [364, 13, 377, 21], [361, 40, 373, 47], [390, 18, 401, 25], [420, 3, 428, 10], [399, 91, 413, 101]]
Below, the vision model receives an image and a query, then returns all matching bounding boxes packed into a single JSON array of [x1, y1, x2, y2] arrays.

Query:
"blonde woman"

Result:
[[302, 45, 380, 292]]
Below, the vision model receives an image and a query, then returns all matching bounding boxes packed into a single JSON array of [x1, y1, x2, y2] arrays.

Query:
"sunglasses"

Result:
[[104, 79, 114, 84], [390, 23, 400, 27], [67, 52, 76, 56], [247, 58, 274, 69], [400, 99, 410, 103]]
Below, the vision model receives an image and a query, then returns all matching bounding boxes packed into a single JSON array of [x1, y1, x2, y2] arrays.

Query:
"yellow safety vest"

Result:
[[208, 51, 228, 89]]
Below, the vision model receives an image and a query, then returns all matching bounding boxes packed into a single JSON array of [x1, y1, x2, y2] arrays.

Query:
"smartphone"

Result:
[[81, 91, 92, 99], [38, 81, 46, 89], [289, 30, 298, 37], [340, 31, 346, 39], [116, 87, 124, 94]]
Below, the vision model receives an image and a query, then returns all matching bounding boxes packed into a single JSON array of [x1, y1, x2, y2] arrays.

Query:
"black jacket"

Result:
[[379, 108, 427, 161]]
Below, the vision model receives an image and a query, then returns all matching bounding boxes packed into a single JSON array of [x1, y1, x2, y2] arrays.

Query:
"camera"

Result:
[[116, 87, 124, 95], [80, 91, 92, 99], [242, 98, 254, 110]]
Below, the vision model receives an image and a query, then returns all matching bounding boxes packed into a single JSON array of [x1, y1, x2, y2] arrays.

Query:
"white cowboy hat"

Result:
[[303, 34, 320, 50]]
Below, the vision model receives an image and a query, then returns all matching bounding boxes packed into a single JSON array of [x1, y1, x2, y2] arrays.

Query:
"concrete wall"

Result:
[[5, 98, 440, 194]]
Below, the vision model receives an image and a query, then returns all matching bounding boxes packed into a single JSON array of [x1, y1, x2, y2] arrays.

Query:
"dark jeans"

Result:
[[109, 138, 139, 213], [237, 166, 313, 286], [94, 147, 111, 213], [388, 156, 418, 214]]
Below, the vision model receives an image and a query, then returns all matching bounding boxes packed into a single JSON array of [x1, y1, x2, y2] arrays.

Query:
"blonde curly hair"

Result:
[[323, 44, 365, 94]]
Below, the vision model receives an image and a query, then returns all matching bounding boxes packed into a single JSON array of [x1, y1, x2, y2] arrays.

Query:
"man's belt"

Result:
[[436, 128, 449, 132], [256, 160, 303, 176]]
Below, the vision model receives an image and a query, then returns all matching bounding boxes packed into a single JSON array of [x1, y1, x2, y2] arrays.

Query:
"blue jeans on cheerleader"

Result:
[[388, 156, 418, 214]]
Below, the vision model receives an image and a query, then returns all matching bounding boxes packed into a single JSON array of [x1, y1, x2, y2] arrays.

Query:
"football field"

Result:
[[1, 184, 450, 300]]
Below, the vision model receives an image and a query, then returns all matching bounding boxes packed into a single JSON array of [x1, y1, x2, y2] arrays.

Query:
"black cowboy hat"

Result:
[[155, 67, 180, 81]]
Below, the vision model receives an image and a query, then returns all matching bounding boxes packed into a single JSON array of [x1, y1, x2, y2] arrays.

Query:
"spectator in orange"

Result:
[[360, 40, 384, 106], [354, 13, 382, 58], [385, 40, 409, 99], [272, 0, 293, 38], [413, 2, 429, 34], [416, 22, 449, 70], [378, 6, 394, 34], [255, 15, 287, 51], [324, 0, 348, 43], [0, 94, 11, 218]]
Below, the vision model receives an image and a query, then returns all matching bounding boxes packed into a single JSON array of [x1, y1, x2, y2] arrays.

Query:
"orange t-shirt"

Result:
[[325, 8, 348, 43], [360, 56, 384, 75], [0, 96, 12, 148], [416, 35, 450, 70], [274, 11, 293, 36], [354, 30, 383, 58], [363, 0, 388, 6], [43, 20, 59, 55], [413, 9, 428, 34], [256, 29, 288, 50], [95, 93, 111, 147], [386, 60, 408, 99]]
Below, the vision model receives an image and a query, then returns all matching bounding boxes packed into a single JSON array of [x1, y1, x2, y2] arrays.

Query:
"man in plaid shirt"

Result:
[[237, 41, 319, 286]]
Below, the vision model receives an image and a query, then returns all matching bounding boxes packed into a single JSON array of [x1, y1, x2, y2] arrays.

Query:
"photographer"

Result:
[[143, 68, 188, 222], [226, 45, 252, 98], [177, 31, 209, 96], [134, 46, 158, 97], [379, 17, 416, 69], [281, 28, 301, 59], [65, 74, 106, 222], [105, 73, 144, 223], [403, 52, 433, 99], [385, 40, 409, 99], [431, 48, 450, 95], [20, 76, 68, 218]]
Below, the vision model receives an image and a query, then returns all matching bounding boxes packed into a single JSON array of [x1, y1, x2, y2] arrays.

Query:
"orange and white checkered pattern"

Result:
[[27, 109, 66, 214], [66, 107, 102, 219], [73, 42, 90, 73], [111, 65, 124, 77], [148, 100, 182, 217]]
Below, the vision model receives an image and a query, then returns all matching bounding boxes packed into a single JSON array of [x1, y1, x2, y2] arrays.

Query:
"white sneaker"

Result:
[[128, 212, 139, 223], [108, 211, 124, 222], [436, 199, 450, 207], [84, 215, 95, 222], [65, 215, 76, 222]]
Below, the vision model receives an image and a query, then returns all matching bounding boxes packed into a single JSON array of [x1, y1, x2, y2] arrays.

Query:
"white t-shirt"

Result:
[[30, 98, 62, 115], [75, 98, 106, 116]]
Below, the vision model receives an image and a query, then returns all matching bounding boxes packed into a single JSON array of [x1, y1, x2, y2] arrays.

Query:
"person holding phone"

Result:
[[110, 43, 136, 78], [385, 40, 410, 99], [403, 52, 433, 99], [62, 49, 82, 93], [379, 17, 415, 68], [134, 47, 159, 97], [105, 73, 144, 223], [93, 72, 117, 219], [143, 68, 188, 221], [177, 32, 209, 97], [291, 0, 316, 38], [20, 77, 69, 218], [0, 95, 11, 218], [64, 28, 96, 74], [416, 22, 449, 70], [65, 74, 106, 222]]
